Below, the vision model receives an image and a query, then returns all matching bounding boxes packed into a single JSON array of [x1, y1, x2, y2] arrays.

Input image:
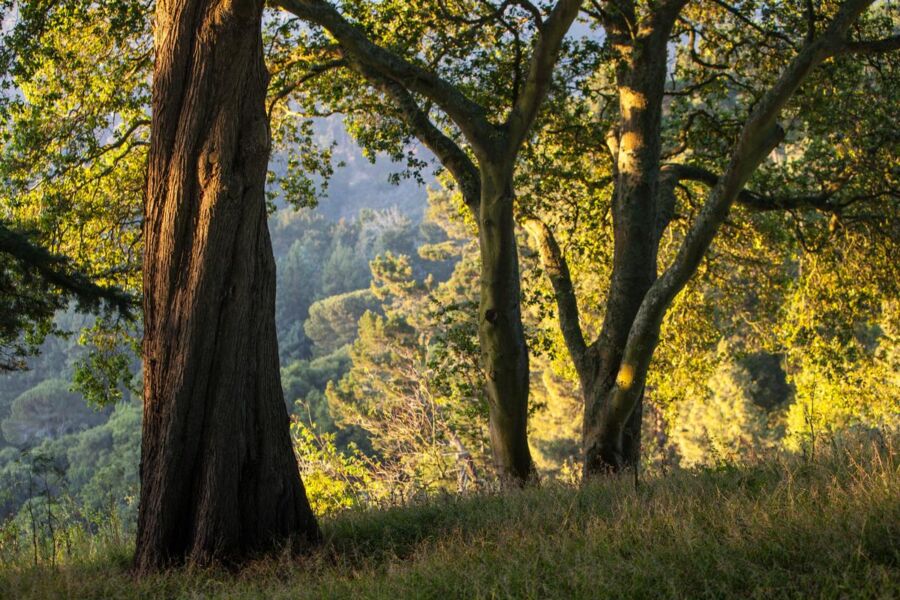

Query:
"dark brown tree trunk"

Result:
[[478, 163, 534, 484], [135, 0, 319, 572]]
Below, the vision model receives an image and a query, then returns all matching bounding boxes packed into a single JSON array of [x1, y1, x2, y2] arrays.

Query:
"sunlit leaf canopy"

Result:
[[484, 1, 899, 383], [265, 0, 899, 263], [0, 0, 149, 285], [0, 0, 148, 373], [3, 0, 895, 278]]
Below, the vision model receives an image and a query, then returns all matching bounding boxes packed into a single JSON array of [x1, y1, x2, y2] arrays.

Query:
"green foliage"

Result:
[[780, 249, 900, 452], [282, 349, 351, 431], [671, 345, 786, 468], [0, 0, 147, 292], [305, 290, 381, 357], [272, 207, 427, 362], [62, 400, 140, 517], [0, 225, 133, 371], [291, 420, 377, 516], [0, 0, 145, 378], [70, 319, 139, 407], [282, 351, 350, 408], [0, 253, 60, 370], [0, 0, 897, 549], [0, 397, 140, 527], [326, 190, 491, 494]]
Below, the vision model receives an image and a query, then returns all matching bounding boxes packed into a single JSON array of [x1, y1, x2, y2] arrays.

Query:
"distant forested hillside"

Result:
[[0, 122, 442, 522]]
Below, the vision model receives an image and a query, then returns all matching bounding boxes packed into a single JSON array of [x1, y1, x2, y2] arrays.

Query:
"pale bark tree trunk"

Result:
[[582, 7, 674, 475], [527, 0, 874, 478], [580, 0, 872, 477], [479, 162, 534, 483], [363, 73, 538, 482], [136, 0, 319, 572], [273, 0, 581, 487]]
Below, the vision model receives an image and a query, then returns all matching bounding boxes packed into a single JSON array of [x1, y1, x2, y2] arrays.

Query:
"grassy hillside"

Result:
[[1, 441, 897, 599]]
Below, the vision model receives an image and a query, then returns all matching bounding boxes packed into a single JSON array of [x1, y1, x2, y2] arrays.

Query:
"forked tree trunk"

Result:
[[478, 163, 534, 484], [580, 0, 867, 477], [524, 0, 871, 479], [268, 0, 581, 487], [135, 0, 319, 572], [583, 361, 645, 474], [582, 15, 672, 477]]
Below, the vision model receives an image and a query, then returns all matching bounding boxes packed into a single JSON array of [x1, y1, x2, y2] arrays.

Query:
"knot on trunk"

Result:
[[484, 308, 499, 324]]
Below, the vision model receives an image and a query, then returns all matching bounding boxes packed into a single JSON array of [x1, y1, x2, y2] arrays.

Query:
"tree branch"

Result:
[[838, 34, 900, 55], [522, 217, 588, 379], [514, 0, 546, 31], [0, 221, 136, 317], [272, 0, 495, 152], [661, 163, 845, 213], [710, 0, 797, 48], [506, 0, 582, 150], [355, 63, 482, 214], [267, 58, 346, 119]]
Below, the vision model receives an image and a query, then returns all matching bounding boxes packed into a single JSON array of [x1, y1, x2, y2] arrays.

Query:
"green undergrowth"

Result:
[[1, 441, 898, 599]]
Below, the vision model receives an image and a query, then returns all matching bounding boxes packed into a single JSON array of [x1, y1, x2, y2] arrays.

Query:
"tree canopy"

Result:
[[0, 0, 897, 567]]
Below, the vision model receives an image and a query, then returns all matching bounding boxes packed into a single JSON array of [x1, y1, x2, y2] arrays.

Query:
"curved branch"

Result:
[[710, 0, 798, 48], [506, 0, 582, 150], [839, 34, 900, 55], [0, 221, 136, 317], [522, 217, 588, 379], [356, 63, 482, 214], [515, 1, 546, 31], [267, 58, 346, 119], [661, 163, 845, 213], [272, 0, 495, 151]]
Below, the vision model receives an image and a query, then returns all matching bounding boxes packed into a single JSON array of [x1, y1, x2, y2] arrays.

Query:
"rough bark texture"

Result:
[[479, 162, 534, 483], [135, 0, 319, 572]]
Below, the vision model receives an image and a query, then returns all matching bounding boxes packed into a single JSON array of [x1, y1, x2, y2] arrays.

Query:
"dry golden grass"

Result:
[[1, 439, 897, 599]]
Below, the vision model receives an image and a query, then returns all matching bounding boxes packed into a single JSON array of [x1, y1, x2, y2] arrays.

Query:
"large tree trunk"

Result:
[[135, 0, 319, 572], [582, 23, 671, 477], [478, 163, 534, 484]]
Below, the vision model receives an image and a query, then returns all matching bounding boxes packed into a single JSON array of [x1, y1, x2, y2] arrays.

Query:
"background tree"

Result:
[[327, 194, 490, 497], [1, 379, 107, 447], [270, 0, 583, 483], [304, 289, 381, 356], [525, 0, 899, 474]]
